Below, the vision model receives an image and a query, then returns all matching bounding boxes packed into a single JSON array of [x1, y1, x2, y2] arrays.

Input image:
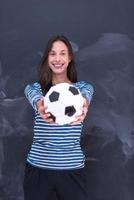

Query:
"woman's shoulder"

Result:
[[74, 81, 94, 102], [26, 82, 41, 89], [74, 81, 94, 91]]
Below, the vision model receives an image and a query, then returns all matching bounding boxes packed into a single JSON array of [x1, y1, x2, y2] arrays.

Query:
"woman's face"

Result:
[[48, 40, 71, 76]]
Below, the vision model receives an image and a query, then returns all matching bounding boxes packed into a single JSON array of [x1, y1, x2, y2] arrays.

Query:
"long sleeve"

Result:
[[76, 81, 94, 105], [24, 82, 44, 110]]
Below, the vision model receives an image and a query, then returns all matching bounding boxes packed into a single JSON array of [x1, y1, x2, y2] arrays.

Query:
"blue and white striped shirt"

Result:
[[24, 81, 94, 170]]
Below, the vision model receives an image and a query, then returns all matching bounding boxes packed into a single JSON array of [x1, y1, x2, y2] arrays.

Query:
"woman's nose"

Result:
[[55, 54, 61, 61]]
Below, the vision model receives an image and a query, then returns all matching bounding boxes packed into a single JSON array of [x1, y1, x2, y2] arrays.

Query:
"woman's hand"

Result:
[[36, 99, 55, 123], [70, 98, 89, 125]]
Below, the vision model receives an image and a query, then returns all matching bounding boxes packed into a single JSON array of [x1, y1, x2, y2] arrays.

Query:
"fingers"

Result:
[[70, 112, 85, 125], [83, 97, 89, 107], [71, 99, 89, 125], [39, 110, 55, 123], [40, 112, 55, 123], [36, 99, 56, 123]]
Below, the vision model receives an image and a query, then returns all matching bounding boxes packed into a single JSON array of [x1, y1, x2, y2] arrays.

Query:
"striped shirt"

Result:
[[24, 81, 94, 170]]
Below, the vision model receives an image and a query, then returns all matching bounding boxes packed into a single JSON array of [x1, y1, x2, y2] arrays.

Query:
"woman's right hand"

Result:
[[36, 99, 54, 123]]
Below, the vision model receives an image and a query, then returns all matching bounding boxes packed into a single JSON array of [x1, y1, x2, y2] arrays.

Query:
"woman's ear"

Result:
[[69, 55, 72, 63]]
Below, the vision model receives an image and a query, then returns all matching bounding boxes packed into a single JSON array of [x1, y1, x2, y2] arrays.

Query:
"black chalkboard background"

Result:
[[0, 0, 134, 199]]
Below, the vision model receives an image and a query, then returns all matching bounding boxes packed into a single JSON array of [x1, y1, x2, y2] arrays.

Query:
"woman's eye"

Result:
[[49, 52, 66, 56], [61, 52, 66, 56], [49, 52, 55, 56]]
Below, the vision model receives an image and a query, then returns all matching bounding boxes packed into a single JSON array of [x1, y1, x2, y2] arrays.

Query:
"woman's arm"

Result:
[[24, 82, 54, 123], [71, 81, 94, 124], [24, 82, 43, 111], [79, 81, 94, 106]]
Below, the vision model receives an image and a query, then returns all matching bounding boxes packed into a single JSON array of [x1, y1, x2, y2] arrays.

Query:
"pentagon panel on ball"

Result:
[[44, 83, 84, 125]]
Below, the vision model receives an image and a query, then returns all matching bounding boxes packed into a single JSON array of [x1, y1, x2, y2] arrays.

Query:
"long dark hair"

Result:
[[38, 35, 77, 94]]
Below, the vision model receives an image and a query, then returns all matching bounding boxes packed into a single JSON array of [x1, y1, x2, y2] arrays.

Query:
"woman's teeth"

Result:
[[54, 64, 63, 67]]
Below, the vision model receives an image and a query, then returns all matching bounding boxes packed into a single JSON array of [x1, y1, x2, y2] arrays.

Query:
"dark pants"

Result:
[[23, 163, 88, 200]]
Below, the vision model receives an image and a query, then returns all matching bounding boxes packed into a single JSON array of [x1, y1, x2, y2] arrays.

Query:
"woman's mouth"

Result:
[[53, 64, 64, 68]]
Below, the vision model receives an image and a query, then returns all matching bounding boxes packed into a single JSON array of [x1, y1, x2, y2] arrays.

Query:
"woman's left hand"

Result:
[[70, 98, 89, 125]]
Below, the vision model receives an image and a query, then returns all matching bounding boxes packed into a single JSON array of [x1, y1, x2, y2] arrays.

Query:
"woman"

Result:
[[23, 35, 94, 200]]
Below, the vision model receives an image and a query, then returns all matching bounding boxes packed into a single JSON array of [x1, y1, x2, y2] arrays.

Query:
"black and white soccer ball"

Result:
[[44, 83, 84, 125]]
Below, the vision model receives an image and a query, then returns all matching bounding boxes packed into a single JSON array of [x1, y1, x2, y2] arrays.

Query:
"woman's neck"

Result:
[[52, 75, 71, 85]]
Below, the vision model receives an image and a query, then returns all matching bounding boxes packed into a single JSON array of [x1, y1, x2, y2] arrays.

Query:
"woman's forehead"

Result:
[[51, 40, 68, 51]]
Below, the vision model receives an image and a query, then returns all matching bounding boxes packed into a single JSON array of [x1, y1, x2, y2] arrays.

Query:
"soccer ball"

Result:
[[44, 83, 84, 125]]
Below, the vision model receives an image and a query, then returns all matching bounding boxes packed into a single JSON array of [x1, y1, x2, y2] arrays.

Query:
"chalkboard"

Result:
[[0, 0, 134, 199]]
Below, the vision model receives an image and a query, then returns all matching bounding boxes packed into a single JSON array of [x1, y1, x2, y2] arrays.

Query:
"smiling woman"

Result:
[[48, 40, 72, 81], [38, 35, 77, 94], [49, 41, 70, 62], [23, 35, 94, 200]]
